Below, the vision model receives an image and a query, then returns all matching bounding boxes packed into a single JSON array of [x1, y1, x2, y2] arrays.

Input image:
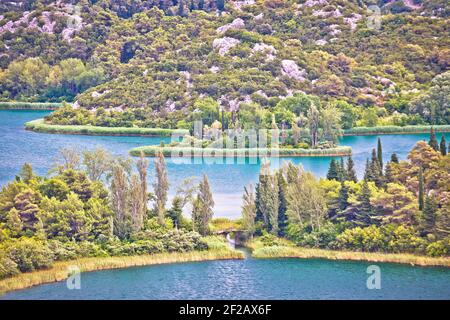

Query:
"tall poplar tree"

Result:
[[154, 152, 168, 225], [137, 151, 149, 217], [192, 174, 214, 235], [241, 185, 256, 238]]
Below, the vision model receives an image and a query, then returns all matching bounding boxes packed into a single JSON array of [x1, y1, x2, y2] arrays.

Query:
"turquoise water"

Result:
[[1, 110, 449, 217], [2, 256, 450, 300], [1, 110, 450, 300]]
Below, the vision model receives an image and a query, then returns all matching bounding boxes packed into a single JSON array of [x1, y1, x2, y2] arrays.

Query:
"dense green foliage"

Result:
[[1, 1, 448, 126], [242, 137, 450, 257], [25, 118, 188, 136], [0, 149, 215, 279]]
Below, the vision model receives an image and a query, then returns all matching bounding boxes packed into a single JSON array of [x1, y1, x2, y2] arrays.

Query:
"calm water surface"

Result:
[[1, 110, 449, 300], [1, 110, 449, 217], [2, 256, 449, 300]]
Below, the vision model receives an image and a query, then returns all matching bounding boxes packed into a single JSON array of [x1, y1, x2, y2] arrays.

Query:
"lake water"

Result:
[[1, 110, 449, 218], [2, 255, 450, 300], [1, 110, 449, 300]]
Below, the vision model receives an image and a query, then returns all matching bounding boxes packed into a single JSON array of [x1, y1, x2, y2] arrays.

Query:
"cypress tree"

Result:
[[346, 155, 358, 182], [193, 174, 215, 235], [377, 138, 383, 170], [418, 167, 424, 211], [327, 159, 339, 180], [440, 135, 447, 156], [390, 153, 399, 164], [429, 127, 439, 151]]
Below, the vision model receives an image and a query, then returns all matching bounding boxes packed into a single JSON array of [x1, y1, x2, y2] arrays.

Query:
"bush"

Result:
[[0, 253, 19, 279], [287, 222, 341, 249], [4, 238, 54, 272], [426, 239, 450, 257], [335, 225, 385, 252]]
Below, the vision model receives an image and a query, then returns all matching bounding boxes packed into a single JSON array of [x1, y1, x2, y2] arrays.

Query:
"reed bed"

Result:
[[251, 245, 450, 267], [129, 145, 352, 158], [344, 125, 450, 136], [25, 119, 189, 137], [0, 102, 62, 110], [0, 249, 244, 295]]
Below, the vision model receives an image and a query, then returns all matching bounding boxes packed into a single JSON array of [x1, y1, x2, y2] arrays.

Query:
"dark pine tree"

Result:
[[418, 167, 424, 211], [429, 127, 439, 151], [346, 155, 358, 182], [390, 153, 399, 164], [369, 148, 383, 187], [356, 180, 373, 226], [440, 135, 447, 156], [377, 138, 383, 171], [384, 161, 393, 184], [338, 157, 346, 181], [364, 158, 372, 181], [338, 182, 349, 212], [327, 159, 339, 180], [167, 197, 183, 228], [255, 182, 263, 224], [422, 195, 438, 235]]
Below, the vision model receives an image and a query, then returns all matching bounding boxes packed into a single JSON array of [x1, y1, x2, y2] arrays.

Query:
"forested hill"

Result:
[[0, 0, 448, 126]]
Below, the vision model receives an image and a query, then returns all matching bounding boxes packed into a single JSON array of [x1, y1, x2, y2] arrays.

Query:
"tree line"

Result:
[[241, 130, 450, 256]]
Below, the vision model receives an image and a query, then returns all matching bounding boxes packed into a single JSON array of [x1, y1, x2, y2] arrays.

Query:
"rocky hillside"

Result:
[[0, 0, 448, 125]]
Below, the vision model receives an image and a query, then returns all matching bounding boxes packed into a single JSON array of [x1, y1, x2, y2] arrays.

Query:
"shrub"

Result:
[[426, 239, 450, 257], [0, 253, 19, 279], [287, 222, 340, 249], [4, 238, 54, 272], [335, 225, 385, 252]]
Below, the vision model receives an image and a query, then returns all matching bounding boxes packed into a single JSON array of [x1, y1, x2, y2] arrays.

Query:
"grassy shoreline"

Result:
[[248, 243, 450, 267], [343, 125, 450, 136], [129, 145, 353, 158], [0, 249, 244, 296], [25, 119, 189, 137], [0, 102, 62, 110], [24, 118, 450, 139]]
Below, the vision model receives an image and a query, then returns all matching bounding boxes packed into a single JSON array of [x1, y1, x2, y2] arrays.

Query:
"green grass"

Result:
[[0, 102, 62, 110], [344, 125, 450, 136], [247, 238, 450, 267], [0, 247, 243, 295], [25, 119, 189, 137], [129, 145, 352, 157]]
